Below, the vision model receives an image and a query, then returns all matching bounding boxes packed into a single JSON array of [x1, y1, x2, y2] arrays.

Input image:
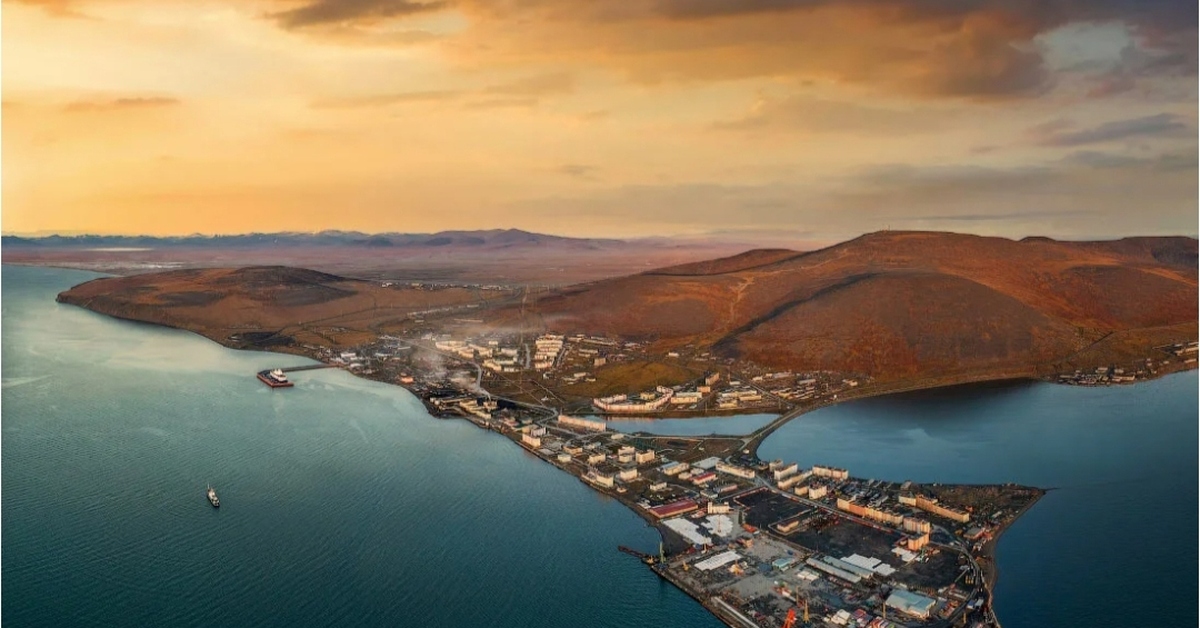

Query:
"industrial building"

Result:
[[649, 499, 699, 519], [804, 557, 861, 584], [885, 589, 937, 619]]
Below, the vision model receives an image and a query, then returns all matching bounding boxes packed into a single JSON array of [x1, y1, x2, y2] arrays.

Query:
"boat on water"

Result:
[[257, 368, 294, 388], [206, 485, 220, 508]]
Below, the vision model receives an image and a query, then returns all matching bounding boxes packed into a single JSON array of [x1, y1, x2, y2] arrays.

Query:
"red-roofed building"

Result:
[[648, 499, 699, 519]]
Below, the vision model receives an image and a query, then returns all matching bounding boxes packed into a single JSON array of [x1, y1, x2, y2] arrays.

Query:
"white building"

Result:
[[557, 415, 607, 432]]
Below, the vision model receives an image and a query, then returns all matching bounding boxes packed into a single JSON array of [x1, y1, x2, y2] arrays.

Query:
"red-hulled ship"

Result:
[[257, 369, 294, 388]]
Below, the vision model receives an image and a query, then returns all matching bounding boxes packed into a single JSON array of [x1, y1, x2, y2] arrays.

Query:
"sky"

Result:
[[2, 0, 1197, 241]]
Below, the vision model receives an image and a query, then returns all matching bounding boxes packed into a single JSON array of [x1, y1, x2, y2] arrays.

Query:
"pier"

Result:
[[277, 364, 337, 373]]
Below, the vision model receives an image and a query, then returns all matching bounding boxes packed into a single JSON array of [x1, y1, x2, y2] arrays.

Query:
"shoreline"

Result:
[[979, 489, 1048, 617], [49, 293, 1196, 628]]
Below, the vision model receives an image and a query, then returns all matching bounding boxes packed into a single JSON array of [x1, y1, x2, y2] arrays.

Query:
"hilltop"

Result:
[[494, 231, 1198, 381]]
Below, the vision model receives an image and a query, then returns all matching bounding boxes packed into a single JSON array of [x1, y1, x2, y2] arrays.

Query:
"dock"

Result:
[[255, 364, 336, 388], [277, 364, 337, 373]]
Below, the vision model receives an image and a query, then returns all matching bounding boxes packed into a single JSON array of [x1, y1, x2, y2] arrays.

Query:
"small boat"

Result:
[[206, 484, 220, 508]]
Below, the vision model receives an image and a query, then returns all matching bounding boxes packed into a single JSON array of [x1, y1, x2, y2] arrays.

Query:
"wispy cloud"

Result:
[[311, 90, 461, 109], [1031, 113, 1192, 147], [269, 0, 447, 29], [62, 96, 180, 113]]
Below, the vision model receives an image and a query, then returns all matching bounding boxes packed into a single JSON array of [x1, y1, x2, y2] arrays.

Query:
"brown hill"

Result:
[[501, 231, 1198, 381], [58, 266, 514, 349]]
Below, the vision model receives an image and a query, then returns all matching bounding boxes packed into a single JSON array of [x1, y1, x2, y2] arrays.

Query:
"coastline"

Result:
[[979, 489, 1048, 616], [48, 291, 1196, 628]]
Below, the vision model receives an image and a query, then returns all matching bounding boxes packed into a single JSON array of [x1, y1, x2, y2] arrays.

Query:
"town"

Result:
[[265, 327, 1046, 628]]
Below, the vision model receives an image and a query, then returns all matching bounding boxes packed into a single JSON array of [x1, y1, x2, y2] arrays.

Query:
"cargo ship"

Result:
[[257, 368, 293, 388], [206, 485, 220, 508]]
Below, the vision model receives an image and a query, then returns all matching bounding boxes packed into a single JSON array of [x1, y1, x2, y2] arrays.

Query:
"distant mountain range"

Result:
[[0, 229, 628, 250], [3, 228, 755, 285]]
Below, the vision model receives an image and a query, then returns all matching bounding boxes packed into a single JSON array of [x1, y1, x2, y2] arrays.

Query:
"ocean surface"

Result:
[[758, 376, 1198, 627], [1, 266, 724, 628], [3, 265, 1196, 628]]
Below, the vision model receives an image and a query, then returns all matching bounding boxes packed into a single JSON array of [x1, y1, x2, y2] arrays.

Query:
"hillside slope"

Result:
[[503, 231, 1198, 380]]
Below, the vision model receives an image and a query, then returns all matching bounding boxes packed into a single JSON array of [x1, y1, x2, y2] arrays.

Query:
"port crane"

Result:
[[781, 608, 797, 628]]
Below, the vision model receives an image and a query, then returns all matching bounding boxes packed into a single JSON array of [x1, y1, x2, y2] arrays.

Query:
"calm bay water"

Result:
[[4, 265, 1196, 628], [1, 266, 723, 628], [609, 413, 777, 436], [759, 377, 1198, 627]]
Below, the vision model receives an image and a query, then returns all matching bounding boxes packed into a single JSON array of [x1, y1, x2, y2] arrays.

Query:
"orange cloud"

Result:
[[62, 96, 181, 113]]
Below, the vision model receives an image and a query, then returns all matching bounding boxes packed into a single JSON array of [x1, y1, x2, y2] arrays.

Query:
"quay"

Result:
[[255, 364, 337, 388]]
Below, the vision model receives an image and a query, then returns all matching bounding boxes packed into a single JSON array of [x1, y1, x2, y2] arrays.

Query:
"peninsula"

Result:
[[53, 230, 1197, 628]]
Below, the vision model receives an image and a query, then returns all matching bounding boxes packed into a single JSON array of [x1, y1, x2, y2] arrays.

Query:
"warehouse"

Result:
[[885, 589, 937, 619]]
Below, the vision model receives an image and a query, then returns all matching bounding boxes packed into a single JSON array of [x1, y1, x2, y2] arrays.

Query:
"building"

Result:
[[704, 372, 721, 387], [661, 461, 689, 476], [635, 450, 656, 464], [715, 461, 756, 479], [617, 467, 639, 481], [593, 386, 675, 413], [777, 475, 804, 490], [808, 484, 828, 499], [706, 502, 731, 514], [776, 519, 800, 534], [898, 493, 917, 506], [521, 433, 542, 448], [916, 495, 970, 523], [670, 391, 704, 405], [585, 469, 614, 488], [904, 533, 930, 551], [648, 499, 699, 519], [691, 472, 718, 485], [885, 589, 936, 619], [812, 465, 849, 481], [650, 481, 667, 492], [902, 517, 932, 534], [772, 463, 799, 481], [528, 426, 547, 437], [587, 452, 606, 465], [837, 499, 904, 525], [557, 415, 607, 432]]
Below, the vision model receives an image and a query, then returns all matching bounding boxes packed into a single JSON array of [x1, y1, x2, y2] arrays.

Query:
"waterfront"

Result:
[[1, 266, 723, 628], [758, 376, 1199, 628], [4, 265, 1196, 628]]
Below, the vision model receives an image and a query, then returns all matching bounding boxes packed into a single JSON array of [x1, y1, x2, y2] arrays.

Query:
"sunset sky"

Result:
[[3, 0, 1197, 241]]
